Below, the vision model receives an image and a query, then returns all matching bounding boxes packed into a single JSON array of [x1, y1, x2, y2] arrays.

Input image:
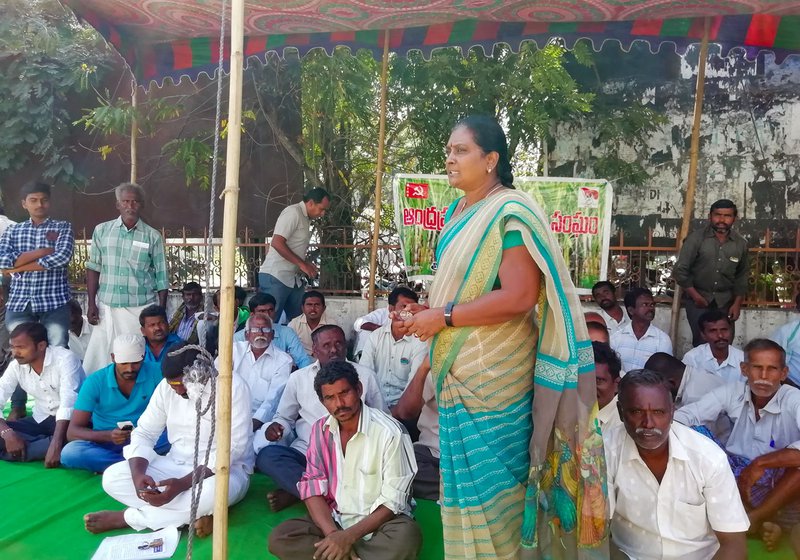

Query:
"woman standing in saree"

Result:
[[404, 116, 608, 559]]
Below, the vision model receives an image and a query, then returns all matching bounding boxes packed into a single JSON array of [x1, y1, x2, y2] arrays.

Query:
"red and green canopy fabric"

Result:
[[61, 0, 800, 86]]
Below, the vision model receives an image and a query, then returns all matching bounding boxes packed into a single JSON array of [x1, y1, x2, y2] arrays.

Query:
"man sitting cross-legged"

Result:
[[61, 334, 168, 473], [220, 312, 292, 432], [0, 322, 84, 465], [606, 369, 749, 560], [674, 338, 800, 552], [268, 361, 422, 560], [84, 342, 254, 537], [255, 324, 387, 512]]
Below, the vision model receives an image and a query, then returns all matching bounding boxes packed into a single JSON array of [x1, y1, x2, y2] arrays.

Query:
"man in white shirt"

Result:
[[359, 286, 427, 408], [258, 188, 330, 323], [353, 306, 390, 358], [84, 343, 254, 537], [287, 290, 338, 356], [0, 322, 84, 466], [256, 324, 386, 512], [220, 313, 292, 431], [682, 310, 745, 384], [769, 294, 800, 386], [393, 358, 440, 500], [605, 369, 748, 560], [592, 280, 629, 336], [594, 341, 622, 431], [233, 292, 311, 368], [269, 360, 421, 560], [674, 339, 800, 550], [68, 299, 93, 362], [610, 287, 672, 372]]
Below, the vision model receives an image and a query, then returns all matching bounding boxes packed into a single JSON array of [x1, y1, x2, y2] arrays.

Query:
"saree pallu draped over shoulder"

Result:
[[428, 189, 608, 560]]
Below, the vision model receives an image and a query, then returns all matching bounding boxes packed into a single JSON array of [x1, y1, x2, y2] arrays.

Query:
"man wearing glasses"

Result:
[[219, 313, 293, 432]]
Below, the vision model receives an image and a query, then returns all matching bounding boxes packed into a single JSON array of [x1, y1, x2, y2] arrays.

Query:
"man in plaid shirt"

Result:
[[0, 181, 74, 419], [0, 181, 74, 344], [82, 183, 169, 375]]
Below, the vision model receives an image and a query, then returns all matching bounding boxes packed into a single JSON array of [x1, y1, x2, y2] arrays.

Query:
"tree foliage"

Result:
[[252, 42, 665, 290], [0, 0, 113, 187]]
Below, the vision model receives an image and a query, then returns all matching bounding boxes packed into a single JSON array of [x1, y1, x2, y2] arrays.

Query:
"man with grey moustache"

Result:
[[604, 369, 748, 560], [675, 339, 800, 552]]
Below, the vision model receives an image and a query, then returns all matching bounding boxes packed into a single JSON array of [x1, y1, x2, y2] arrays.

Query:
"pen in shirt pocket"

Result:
[[770, 438, 776, 449]]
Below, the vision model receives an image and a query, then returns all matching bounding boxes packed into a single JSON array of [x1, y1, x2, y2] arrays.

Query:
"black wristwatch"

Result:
[[444, 301, 455, 327]]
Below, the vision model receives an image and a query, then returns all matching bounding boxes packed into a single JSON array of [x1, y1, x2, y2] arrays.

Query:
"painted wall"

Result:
[[550, 45, 800, 248]]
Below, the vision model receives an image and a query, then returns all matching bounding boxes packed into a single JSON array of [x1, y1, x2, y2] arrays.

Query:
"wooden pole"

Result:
[[669, 17, 711, 347], [130, 81, 138, 183], [367, 31, 391, 312], [212, 0, 244, 557]]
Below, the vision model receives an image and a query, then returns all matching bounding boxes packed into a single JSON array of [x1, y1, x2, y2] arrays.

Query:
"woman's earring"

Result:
[[487, 167, 492, 173]]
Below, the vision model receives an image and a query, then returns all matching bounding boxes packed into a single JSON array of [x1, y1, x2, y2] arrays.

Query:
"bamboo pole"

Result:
[[212, 0, 244, 557], [367, 31, 391, 311], [130, 82, 138, 183], [669, 17, 711, 347]]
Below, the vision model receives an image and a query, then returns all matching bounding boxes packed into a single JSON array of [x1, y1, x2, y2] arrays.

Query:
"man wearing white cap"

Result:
[[85, 342, 253, 538], [61, 334, 166, 473]]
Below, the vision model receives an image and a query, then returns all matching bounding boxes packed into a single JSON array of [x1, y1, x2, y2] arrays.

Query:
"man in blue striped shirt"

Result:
[[0, 182, 74, 349]]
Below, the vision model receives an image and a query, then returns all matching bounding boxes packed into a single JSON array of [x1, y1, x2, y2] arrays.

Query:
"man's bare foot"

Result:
[[267, 489, 299, 512], [194, 515, 213, 538], [7, 407, 26, 421], [762, 522, 783, 551], [84, 511, 128, 534]]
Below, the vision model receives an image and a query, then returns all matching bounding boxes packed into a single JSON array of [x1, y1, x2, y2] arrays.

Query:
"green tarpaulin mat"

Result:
[[0, 461, 445, 559], [0, 453, 794, 559]]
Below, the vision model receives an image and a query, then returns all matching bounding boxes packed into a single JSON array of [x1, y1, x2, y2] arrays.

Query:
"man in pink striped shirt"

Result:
[[268, 361, 421, 560]]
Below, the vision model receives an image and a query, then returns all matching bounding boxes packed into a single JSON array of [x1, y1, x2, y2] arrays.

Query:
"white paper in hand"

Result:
[[92, 526, 180, 560]]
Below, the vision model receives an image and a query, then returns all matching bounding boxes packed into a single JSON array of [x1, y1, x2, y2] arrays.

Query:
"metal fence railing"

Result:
[[68, 226, 404, 297], [607, 228, 800, 307], [68, 226, 800, 306]]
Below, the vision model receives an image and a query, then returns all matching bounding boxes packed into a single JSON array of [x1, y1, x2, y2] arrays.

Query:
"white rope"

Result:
[[184, 0, 228, 557], [172, 344, 218, 559], [204, 0, 228, 313]]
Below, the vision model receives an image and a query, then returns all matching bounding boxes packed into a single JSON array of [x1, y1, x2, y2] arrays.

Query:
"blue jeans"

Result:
[[6, 302, 70, 348], [61, 431, 171, 473], [0, 415, 55, 462], [258, 273, 304, 324], [255, 444, 306, 497]]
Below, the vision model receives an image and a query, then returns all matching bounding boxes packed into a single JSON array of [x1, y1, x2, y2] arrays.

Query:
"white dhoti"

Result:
[[83, 302, 150, 374], [102, 457, 251, 531]]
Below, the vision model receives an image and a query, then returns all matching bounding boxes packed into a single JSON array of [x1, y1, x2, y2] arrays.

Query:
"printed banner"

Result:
[[393, 174, 612, 293]]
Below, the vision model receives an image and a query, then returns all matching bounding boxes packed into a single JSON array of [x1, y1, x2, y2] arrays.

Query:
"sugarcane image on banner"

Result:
[[393, 174, 612, 293]]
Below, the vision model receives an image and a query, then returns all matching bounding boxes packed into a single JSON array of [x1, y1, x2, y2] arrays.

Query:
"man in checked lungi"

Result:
[[675, 338, 800, 554]]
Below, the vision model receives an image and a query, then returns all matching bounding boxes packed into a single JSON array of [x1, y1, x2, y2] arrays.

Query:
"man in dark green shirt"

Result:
[[674, 199, 749, 347]]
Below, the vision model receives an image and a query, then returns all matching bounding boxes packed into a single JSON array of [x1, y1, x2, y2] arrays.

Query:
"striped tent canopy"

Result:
[[61, 0, 800, 86]]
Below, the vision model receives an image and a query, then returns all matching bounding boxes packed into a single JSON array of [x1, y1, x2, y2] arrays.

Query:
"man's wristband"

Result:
[[444, 301, 455, 327]]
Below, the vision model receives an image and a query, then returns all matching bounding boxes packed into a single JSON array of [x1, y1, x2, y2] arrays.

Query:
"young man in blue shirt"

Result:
[[139, 305, 181, 364], [61, 334, 167, 473]]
